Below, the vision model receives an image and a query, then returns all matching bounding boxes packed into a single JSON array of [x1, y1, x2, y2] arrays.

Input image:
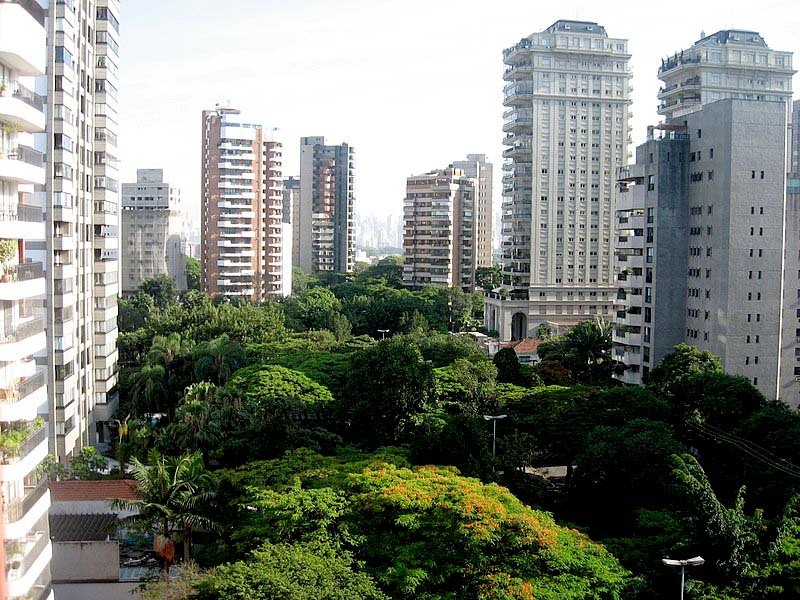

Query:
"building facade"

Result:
[[296, 137, 355, 274], [614, 100, 790, 401], [0, 2, 54, 598], [121, 169, 187, 294], [402, 167, 475, 290], [39, 0, 121, 462], [200, 107, 284, 301], [451, 154, 493, 269], [485, 20, 632, 341]]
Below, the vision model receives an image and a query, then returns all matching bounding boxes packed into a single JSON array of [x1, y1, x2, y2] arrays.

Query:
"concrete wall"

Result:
[[54, 582, 140, 600], [52, 541, 119, 582]]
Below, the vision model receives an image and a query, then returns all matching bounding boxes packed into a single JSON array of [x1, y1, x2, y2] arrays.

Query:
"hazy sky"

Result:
[[120, 0, 800, 227]]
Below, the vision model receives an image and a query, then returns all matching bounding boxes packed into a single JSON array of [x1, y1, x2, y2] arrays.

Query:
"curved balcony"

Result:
[[0, 2, 46, 75], [0, 82, 45, 132], [0, 146, 44, 185]]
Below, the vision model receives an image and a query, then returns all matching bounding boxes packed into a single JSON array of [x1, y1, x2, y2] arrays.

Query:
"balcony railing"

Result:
[[3, 474, 48, 523], [11, 81, 45, 111], [0, 423, 46, 464], [0, 370, 44, 403], [1, 317, 44, 344], [0, 0, 46, 26], [0, 203, 42, 223], [2, 146, 43, 167]]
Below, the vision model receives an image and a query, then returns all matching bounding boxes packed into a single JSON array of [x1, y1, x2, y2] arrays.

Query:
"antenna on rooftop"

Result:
[[700, 30, 705, 38]]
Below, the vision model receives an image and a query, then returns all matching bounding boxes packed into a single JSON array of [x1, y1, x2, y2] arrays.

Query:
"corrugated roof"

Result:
[[50, 480, 139, 502], [50, 513, 119, 542]]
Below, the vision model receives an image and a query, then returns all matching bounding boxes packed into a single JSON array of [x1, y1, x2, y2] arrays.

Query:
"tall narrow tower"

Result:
[[200, 107, 284, 301], [485, 21, 632, 340], [452, 154, 493, 270], [42, 0, 122, 460], [296, 137, 355, 274]]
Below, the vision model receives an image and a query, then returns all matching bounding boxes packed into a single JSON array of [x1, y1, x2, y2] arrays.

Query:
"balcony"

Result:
[[0, 82, 45, 132], [0, 203, 44, 240], [0, 2, 46, 75], [0, 369, 45, 422], [0, 317, 45, 362], [0, 146, 44, 185], [0, 261, 43, 301], [6, 532, 51, 600]]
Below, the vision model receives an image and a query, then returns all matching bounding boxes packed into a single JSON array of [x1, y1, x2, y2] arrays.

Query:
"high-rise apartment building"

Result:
[[0, 2, 54, 598], [402, 167, 475, 290], [296, 137, 355, 274], [200, 106, 284, 301], [791, 100, 799, 175], [614, 30, 795, 402], [41, 0, 121, 461], [121, 169, 187, 294], [484, 21, 632, 341], [280, 177, 297, 297], [451, 154, 493, 269]]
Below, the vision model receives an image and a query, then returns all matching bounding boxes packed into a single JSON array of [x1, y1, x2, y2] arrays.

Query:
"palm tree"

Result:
[[166, 383, 222, 461], [110, 450, 219, 570], [567, 317, 613, 366], [192, 334, 246, 385]]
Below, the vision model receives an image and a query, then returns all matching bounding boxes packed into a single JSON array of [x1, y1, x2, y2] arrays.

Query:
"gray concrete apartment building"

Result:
[[484, 20, 632, 341], [613, 29, 796, 403], [121, 169, 187, 294]]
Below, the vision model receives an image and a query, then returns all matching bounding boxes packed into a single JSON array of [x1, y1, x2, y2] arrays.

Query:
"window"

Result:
[[647, 175, 655, 191]]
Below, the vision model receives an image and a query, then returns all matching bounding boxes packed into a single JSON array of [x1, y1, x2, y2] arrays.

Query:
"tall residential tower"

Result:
[[43, 0, 122, 460], [121, 169, 187, 294], [0, 1, 54, 597], [200, 107, 285, 301], [451, 154, 493, 269], [485, 20, 632, 340], [296, 137, 355, 274], [403, 166, 475, 290]]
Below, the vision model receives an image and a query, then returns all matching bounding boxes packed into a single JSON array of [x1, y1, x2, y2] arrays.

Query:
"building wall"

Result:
[[403, 167, 475, 290], [53, 582, 139, 600], [121, 169, 187, 293], [296, 137, 355, 274], [51, 541, 119, 582], [201, 107, 283, 301], [452, 154, 493, 270], [487, 20, 631, 339], [0, 2, 54, 595]]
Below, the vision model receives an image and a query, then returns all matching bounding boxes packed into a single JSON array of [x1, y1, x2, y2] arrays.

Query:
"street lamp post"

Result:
[[377, 329, 389, 340], [662, 556, 704, 600], [482, 414, 508, 458]]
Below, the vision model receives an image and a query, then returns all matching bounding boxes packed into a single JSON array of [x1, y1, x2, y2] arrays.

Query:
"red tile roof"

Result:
[[500, 338, 542, 355], [50, 480, 139, 502]]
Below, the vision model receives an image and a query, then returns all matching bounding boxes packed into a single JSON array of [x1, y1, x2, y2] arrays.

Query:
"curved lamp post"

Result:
[[662, 556, 704, 599]]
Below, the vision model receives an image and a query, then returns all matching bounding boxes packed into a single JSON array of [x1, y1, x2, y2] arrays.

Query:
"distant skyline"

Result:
[[120, 0, 800, 227]]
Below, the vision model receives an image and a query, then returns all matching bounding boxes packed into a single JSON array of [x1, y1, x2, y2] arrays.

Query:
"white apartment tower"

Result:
[[484, 20, 632, 341], [296, 137, 355, 274], [403, 167, 475, 290], [451, 154, 493, 269], [613, 30, 795, 403], [0, 2, 55, 599], [44, 0, 122, 459], [121, 169, 187, 294]]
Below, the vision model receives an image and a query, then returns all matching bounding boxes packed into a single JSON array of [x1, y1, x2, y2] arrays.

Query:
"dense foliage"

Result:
[[108, 276, 800, 599]]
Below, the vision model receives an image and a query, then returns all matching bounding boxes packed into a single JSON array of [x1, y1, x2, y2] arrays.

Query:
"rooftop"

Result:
[[50, 480, 139, 503], [500, 338, 542, 355], [695, 29, 768, 48], [544, 20, 607, 36], [50, 513, 119, 542]]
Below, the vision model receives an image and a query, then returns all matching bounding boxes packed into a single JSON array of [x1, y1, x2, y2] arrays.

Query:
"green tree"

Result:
[[194, 543, 387, 600], [69, 446, 109, 480], [222, 365, 337, 461], [111, 450, 219, 569], [354, 256, 404, 288], [192, 334, 247, 385], [139, 274, 180, 310], [563, 318, 614, 382], [647, 344, 723, 401], [346, 337, 436, 445], [161, 383, 223, 461], [475, 266, 502, 291], [286, 287, 346, 332], [185, 257, 200, 291]]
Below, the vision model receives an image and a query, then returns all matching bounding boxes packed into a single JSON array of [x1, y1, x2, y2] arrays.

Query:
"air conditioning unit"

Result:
[[795, 376, 800, 382]]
